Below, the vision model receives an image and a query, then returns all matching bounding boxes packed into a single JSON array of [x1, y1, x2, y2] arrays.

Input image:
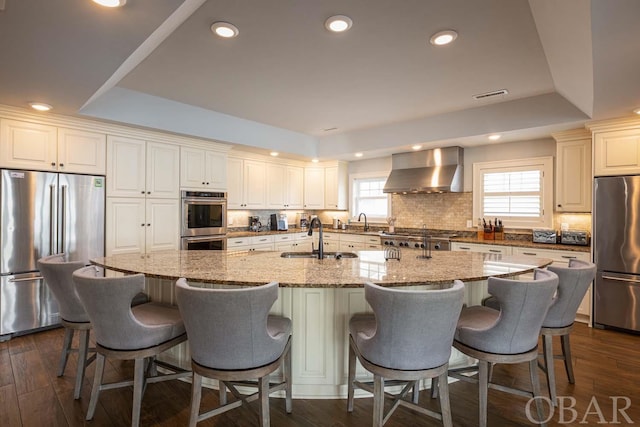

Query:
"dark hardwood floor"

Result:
[[1, 323, 638, 426]]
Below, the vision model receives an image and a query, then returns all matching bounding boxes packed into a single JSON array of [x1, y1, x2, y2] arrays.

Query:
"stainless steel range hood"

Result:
[[383, 146, 463, 193]]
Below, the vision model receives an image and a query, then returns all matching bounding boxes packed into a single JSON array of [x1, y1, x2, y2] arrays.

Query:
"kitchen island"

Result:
[[92, 250, 552, 398]]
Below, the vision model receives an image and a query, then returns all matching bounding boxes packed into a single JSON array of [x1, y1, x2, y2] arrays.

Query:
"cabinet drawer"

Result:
[[227, 237, 251, 248], [340, 234, 365, 244], [251, 235, 275, 245], [274, 234, 294, 242], [323, 232, 339, 241], [512, 247, 590, 265]]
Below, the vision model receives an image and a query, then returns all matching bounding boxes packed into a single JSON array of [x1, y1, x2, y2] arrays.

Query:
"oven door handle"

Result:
[[182, 198, 226, 205], [182, 235, 226, 242]]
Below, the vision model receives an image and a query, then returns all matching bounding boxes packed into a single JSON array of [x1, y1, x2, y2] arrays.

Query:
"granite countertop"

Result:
[[91, 250, 552, 288], [227, 228, 590, 252]]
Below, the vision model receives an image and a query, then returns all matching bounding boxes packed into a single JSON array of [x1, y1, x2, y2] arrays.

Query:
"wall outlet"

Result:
[[466, 219, 473, 228], [228, 217, 233, 226], [561, 222, 569, 231]]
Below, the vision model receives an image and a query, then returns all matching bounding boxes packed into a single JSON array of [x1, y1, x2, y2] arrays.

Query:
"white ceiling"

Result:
[[1, 0, 639, 161]]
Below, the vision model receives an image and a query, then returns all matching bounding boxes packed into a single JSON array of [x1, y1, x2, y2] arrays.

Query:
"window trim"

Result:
[[472, 157, 553, 229], [349, 171, 392, 223]]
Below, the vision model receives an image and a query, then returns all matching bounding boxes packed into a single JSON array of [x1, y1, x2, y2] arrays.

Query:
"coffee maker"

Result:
[[270, 213, 289, 231], [249, 216, 261, 232], [298, 213, 309, 230]]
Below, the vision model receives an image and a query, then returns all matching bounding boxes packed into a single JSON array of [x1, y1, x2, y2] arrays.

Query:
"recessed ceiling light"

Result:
[[488, 134, 501, 141], [92, 0, 127, 7], [311, 158, 319, 163], [354, 152, 363, 158], [430, 30, 458, 46], [412, 145, 422, 151], [325, 15, 353, 33], [634, 108, 640, 115], [270, 151, 279, 157], [29, 102, 52, 112], [211, 22, 239, 38]]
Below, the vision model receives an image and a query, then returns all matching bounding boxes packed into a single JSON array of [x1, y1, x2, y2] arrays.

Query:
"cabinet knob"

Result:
[[141, 223, 145, 227], [51, 162, 56, 167], [147, 223, 151, 226], [206, 182, 210, 185], [202, 182, 205, 185], [59, 163, 64, 167], [141, 191, 145, 194], [147, 191, 150, 195], [557, 204, 562, 207]]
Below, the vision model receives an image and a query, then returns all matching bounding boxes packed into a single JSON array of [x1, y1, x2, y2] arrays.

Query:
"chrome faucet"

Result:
[[358, 212, 369, 232], [308, 217, 324, 259]]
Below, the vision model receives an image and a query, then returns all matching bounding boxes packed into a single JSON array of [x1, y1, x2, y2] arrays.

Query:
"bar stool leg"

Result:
[[189, 373, 202, 427], [86, 353, 105, 420], [284, 344, 292, 414], [478, 360, 489, 427], [73, 329, 90, 399], [561, 334, 575, 383], [529, 358, 547, 427], [131, 358, 145, 427], [347, 342, 356, 412], [259, 375, 270, 427], [372, 374, 384, 427], [58, 327, 74, 376], [438, 371, 453, 427], [542, 334, 557, 405]]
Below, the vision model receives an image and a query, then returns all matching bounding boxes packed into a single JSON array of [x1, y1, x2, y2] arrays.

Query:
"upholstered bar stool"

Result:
[[449, 269, 558, 427], [175, 279, 292, 427], [541, 259, 596, 404], [38, 254, 94, 399], [72, 266, 189, 427], [347, 281, 465, 427]]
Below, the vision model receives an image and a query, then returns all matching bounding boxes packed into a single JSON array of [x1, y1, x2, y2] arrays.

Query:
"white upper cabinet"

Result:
[[227, 157, 266, 209], [593, 128, 640, 176], [0, 119, 106, 174], [553, 129, 592, 212], [324, 162, 348, 210], [304, 167, 325, 209], [107, 135, 179, 198], [180, 146, 227, 190], [266, 163, 304, 209]]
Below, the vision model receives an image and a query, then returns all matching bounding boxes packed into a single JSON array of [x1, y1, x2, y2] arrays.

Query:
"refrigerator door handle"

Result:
[[9, 276, 45, 283], [49, 184, 56, 254], [601, 275, 640, 285], [60, 185, 67, 253]]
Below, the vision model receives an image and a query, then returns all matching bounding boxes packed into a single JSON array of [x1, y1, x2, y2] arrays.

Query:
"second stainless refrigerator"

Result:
[[594, 175, 640, 333], [0, 169, 105, 339]]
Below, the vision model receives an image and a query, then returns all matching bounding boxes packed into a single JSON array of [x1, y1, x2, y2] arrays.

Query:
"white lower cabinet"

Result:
[[450, 242, 511, 255], [106, 197, 179, 255], [322, 232, 340, 252]]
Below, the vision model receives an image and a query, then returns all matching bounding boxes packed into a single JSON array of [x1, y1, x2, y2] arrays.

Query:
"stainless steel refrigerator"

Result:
[[0, 169, 105, 339], [594, 175, 640, 333]]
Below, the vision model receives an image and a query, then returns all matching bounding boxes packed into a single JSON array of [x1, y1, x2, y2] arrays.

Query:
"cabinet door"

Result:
[[556, 139, 591, 212], [304, 167, 325, 209], [205, 151, 227, 190], [243, 160, 266, 209], [106, 197, 146, 256], [286, 166, 304, 209], [0, 119, 57, 170], [266, 163, 286, 209], [146, 142, 179, 198], [180, 146, 207, 189], [227, 157, 244, 208], [594, 130, 640, 176], [57, 128, 106, 175], [145, 198, 180, 252], [106, 135, 146, 197], [324, 166, 339, 209]]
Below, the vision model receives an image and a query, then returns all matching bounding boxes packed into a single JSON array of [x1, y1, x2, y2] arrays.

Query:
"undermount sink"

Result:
[[280, 251, 358, 259]]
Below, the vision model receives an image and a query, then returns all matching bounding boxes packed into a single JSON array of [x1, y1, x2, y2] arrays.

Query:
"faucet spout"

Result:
[[308, 217, 324, 259], [358, 212, 369, 232]]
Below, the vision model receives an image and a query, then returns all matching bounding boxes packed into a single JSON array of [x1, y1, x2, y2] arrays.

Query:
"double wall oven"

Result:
[[180, 191, 227, 250]]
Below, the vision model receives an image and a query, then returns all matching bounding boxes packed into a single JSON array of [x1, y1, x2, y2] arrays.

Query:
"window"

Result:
[[473, 157, 553, 229], [350, 173, 391, 221]]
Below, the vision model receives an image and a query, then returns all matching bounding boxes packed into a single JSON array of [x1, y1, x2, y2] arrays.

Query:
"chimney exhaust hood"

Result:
[[383, 146, 463, 194]]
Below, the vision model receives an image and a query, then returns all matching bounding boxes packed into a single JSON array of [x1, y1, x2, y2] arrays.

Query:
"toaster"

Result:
[[532, 229, 558, 244], [560, 230, 590, 246]]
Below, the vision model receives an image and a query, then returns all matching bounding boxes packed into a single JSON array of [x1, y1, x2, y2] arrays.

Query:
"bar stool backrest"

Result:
[[356, 281, 465, 370], [38, 254, 87, 323], [73, 266, 168, 350], [545, 259, 597, 328], [175, 280, 289, 370], [457, 269, 559, 354]]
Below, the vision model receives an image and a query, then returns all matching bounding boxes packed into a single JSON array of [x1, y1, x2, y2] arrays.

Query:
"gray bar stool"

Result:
[[37, 254, 94, 400], [72, 266, 189, 427], [541, 259, 596, 404], [346, 281, 465, 427], [449, 269, 559, 427], [175, 279, 292, 427]]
